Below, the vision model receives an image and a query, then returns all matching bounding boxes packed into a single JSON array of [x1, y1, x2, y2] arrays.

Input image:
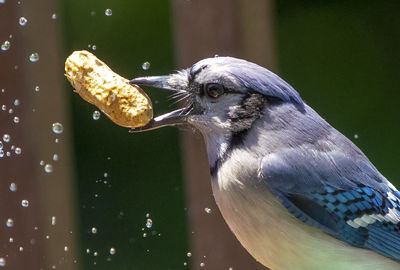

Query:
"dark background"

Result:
[[0, 1, 399, 270]]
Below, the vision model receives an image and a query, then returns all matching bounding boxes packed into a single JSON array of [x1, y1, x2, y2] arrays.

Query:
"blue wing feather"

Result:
[[261, 146, 400, 261]]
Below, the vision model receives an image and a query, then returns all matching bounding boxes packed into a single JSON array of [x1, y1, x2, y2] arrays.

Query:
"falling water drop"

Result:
[[44, 164, 53, 173], [21, 199, 29, 207], [15, 147, 21, 155], [53, 154, 58, 161], [51, 13, 57, 20], [34, 85, 40, 92], [105, 9, 112, 16], [142, 61, 150, 70], [145, 218, 152, 228], [52, 122, 63, 134], [3, 134, 10, 142], [186, 252, 192, 257], [1, 40, 10, 51], [14, 99, 20, 106], [6, 218, 14, 227], [91, 227, 97, 234], [0, 258, 5, 267], [51, 216, 56, 226], [19, 17, 27, 26], [204, 207, 212, 214], [9, 182, 17, 192], [13, 116, 20, 123], [29, 52, 39, 62], [92, 110, 100, 120], [109, 247, 116, 255]]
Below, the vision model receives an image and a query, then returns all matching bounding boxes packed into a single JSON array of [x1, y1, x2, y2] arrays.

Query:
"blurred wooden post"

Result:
[[0, 1, 78, 269], [172, 0, 274, 269]]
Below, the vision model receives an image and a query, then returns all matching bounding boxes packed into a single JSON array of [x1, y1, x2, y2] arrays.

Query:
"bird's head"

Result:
[[130, 56, 304, 137]]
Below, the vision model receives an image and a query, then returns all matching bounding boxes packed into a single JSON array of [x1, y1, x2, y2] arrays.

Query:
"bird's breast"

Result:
[[211, 152, 399, 270]]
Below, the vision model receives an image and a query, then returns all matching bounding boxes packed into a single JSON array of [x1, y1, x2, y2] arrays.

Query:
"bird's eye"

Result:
[[205, 83, 225, 99]]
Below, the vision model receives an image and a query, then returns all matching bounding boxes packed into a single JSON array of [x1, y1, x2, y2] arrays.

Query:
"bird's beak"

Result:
[[129, 75, 190, 133]]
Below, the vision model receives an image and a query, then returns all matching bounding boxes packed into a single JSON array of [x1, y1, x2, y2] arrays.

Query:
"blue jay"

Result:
[[130, 57, 400, 270]]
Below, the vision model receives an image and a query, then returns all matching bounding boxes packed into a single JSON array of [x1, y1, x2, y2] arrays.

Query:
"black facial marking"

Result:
[[227, 93, 266, 133], [210, 93, 267, 177]]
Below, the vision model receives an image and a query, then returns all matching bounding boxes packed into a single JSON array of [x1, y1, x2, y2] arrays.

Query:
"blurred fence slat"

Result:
[[172, 1, 274, 269], [0, 1, 79, 269]]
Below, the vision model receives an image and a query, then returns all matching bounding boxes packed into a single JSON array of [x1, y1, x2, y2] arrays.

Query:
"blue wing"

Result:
[[261, 146, 400, 261]]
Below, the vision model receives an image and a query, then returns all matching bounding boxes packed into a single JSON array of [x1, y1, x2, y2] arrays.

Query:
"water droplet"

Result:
[[214, 54, 219, 58], [92, 110, 100, 120], [13, 116, 20, 123], [52, 122, 63, 134], [44, 164, 53, 173], [3, 134, 10, 142], [0, 142, 2, 150], [91, 227, 97, 234], [14, 99, 20, 106], [0, 150, 4, 158], [29, 52, 39, 62], [200, 262, 205, 267], [9, 182, 16, 191], [8, 108, 13, 114], [90, 11, 96, 16], [1, 40, 10, 51], [1, 105, 5, 111], [183, 262, 187, 266], [21, 199, 29, 207], [0, 0, 5, 4], [19, 17, 27, 26], [40, 160, 45, 166], [146, 218, 152, 228], [9, 237, 13, 243], [105, 8, 112, 16], [46, 235, 50, 239], [19, 246, 23, 252], [204, 207, 212, 214], [51, 13, 57, 19], [145, 213, 150, 218], [142, 61, 150, 70], [64, 246, 68, 252], [143, 233, 147, 237], [103, 172, 108, 178], [93, 251, 98, 256], [55, 138, 59, 143], [6, 151, 10, 157], [229, 267, 233, 270], [186, 252, 192, 257], [354, 134, 359, 139], [11, 145, 15, 150], [53, 154, 58, 161], [91, 45, 96, 51], [0, 258, 5, 267], [86, 248, 90, 254], [34, 85, 40, 92], [109, 247, 116, 255], [15, 147, 21, 155], [51, 216, 56, 225], [6, 218, 14, 227]]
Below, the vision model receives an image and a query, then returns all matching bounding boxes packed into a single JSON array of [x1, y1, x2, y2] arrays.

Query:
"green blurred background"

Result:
[[61, 1, 188, 269], [0, 0, 399, 270]]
